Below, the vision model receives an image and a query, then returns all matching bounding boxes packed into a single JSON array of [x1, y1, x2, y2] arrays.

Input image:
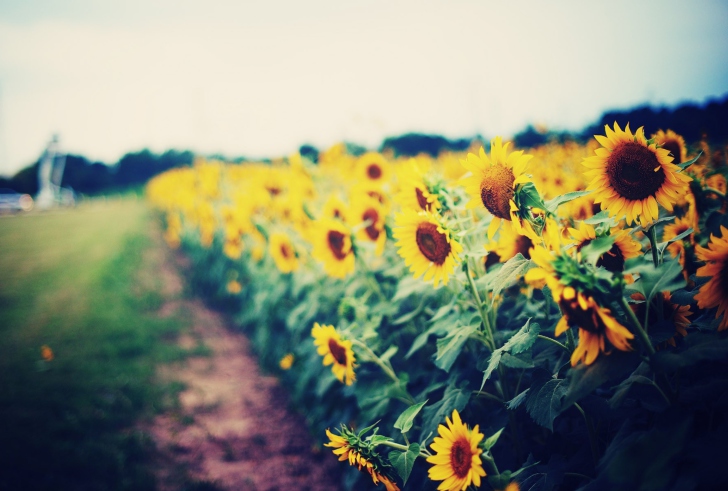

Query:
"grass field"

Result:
[[0, 198, 191, 491]]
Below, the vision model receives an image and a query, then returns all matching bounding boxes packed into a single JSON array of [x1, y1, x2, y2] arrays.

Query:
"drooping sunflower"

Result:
[[325, 428, 400, 491], [652, 129, 688, 165], [583, 122, 692, 226], [568, 222, 642, 273], [393, 210, 462, 287], [269, 231, 299, 273], [426, 409, 486, 491], [310, 219, 355, 279], [311, 323, 356, 385], [460, 137, 533, 239], [525, 246, 634, 366], [694, 225, 728, 331]]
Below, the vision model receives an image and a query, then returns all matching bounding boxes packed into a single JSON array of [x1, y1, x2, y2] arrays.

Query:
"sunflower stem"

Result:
[[538, 334, 570, 353], [620, 297, 656, 357], [566, 326, 577, 352], [647, 225, 661, 267], [472, 390, 504, 404], [481, 451, 500, 476], [464, 261, 496, 351], [350, 339, 416, 405], [376, 440, 431, 459], [356, 256, 387, 302], [574, 403, 599, 467], [704, 186, 726, 199]]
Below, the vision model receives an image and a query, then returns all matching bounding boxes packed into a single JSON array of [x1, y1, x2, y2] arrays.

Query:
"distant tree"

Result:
[[299, 144, 319, 163], [10, 163, 40, 195], [380, 133, 473, 158]]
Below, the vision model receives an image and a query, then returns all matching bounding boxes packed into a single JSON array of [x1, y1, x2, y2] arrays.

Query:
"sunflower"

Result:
[[311, 323, 356, 385], [568, 222, 642, 273], [325, 428, 400, 491], [460, 137, 533, 239], [426, 409, 486, 491], [279, 353, 294, 370], [630, 292, 691, 348], [393, 210, 462, 287], [525, 246, 634, 366], [310, 219, 355, 279], [322, 195, 349, 223], [694, 225, 728, 331], [652, 129, 688, 165], [557, 287, 634, 366], [356, 151, 391, 184], [583, 122, 692, 226], [226, 280, 242, 294], [269, 232, 299, 273], [395, 159, 440, 213], [350, 195, 388, 256]]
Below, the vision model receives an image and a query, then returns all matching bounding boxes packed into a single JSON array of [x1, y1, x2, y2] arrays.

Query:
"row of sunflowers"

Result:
[[147, 124, 728, 491]]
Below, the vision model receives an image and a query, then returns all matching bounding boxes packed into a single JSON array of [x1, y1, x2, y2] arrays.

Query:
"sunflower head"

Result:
[[426, 409, 486, 491], [569, 222, 642, 273], [311, 219, 356, 279], [325, 426, 400, 491], [652, 129, 688, 164], [350, 195, 388, 256], [460, 137, 533, 239], [356, 151, 391, 184], [311, 323, 356, 385], [584, 122, 692, 226], [269, 231, 299, 273], [694, 225, 728, 331], [393, 210, 463, 287]]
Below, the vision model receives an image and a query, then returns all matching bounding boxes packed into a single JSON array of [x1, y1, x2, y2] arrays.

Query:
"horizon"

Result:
[[1, 0, 727, 176]]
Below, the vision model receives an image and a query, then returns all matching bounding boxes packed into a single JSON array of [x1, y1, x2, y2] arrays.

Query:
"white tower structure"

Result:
[[35, 134, 69, 209]]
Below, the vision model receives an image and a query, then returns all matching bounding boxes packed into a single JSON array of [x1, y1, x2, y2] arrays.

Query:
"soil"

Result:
[[142, 228, 343, 491]]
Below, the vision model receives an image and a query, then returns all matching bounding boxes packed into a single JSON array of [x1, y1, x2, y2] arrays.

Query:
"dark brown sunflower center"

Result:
[[415, 222, 451, 265], [449, 438, 473, 479], [480, 165, 515, 219], [415, 187, 430, 211], [596, 244, 625, 272], [267, 186, 281, 196], [606, 142, 666, 200], [362, 209, 381, 240], [327, 230, 348, 260], [328, 338, 348, 366], [661, 139, 682, 163], [516, 235, 533, 259], [559, 296, 605, 334], [367, 164, 382, 179], [280, 243, 293, 259]]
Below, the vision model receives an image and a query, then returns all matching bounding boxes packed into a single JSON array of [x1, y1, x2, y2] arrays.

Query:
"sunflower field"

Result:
[[146, 124, 728, 491]]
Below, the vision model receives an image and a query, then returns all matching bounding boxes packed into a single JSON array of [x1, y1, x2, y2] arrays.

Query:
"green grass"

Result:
[[0, 198, 190, 491]]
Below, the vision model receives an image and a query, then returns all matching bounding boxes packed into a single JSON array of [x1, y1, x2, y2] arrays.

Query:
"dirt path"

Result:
[[144, 229, 343, 491]]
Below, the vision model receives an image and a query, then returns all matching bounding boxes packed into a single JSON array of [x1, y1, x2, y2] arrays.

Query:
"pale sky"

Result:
[[1, 0, 727, 175]]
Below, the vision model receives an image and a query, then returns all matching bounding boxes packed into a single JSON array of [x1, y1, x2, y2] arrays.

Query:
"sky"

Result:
[[0, 0, 727, 176]]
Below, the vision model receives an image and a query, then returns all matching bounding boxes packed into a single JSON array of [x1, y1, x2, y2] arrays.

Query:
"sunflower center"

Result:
[[661, 139, 682, 163], [367, 164, 382, 179], [362, 209, 381, 240], [449, 438, 473, 479], [327, 230, 348, 260], [559, 296, 604, 334], [415, 222, 451, 265], [606, 142, 666, 200], [480, 165, 515, 219], [516, 235, 533, 259], [596, 244, 625, 272], [416, 187, 430, 211], [280, 243, 293, 259], [328, 338, 348, 366]]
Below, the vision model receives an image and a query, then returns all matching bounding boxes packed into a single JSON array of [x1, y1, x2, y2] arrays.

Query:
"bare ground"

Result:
[[141, 227, 343, 491]]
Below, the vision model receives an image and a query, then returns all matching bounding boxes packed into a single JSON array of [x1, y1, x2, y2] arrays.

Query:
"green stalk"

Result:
[[480, 451, 500, 476], [620, 297, 656, 357], [574, 403, 599, 466], [464, 261, 495, 351], [350, 338, 416, 405], [647, 225, 660, 267], [377, 440, 431, 458], [538, 334, 571, 353]]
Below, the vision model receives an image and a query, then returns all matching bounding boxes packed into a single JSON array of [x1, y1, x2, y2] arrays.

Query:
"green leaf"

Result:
[[421, 381, 471, 439], [653, 333, 728, 371], [388, 443, 420, 485], [518, 182, 547, 210], [405, 321, 448, 359], [656, 228, 693, 256], [487, 253, 532, 302], [525, 375, 568, 431], [579, 235, 616, 266], [480, 320, 540, 390], [584, 209, 613, 225], [483, 427, 504, 451], [435, 324, 477, 373], [678, 150, 702, 170], [393, 400, 428, 434], [500, 351, 534, 369], [628, 255, 686, 303], [562, 350, 641, 409], [507, 389, 530, 410], [545, 190, 592, 214]]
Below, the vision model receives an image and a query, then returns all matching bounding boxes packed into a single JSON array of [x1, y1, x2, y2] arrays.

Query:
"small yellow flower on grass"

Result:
[[226, 280, 242, 294], [279, 353, 294, 370], [311, 323, 356, 385], [41, 345, 54, 362], [427, 409, 486, 491]]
